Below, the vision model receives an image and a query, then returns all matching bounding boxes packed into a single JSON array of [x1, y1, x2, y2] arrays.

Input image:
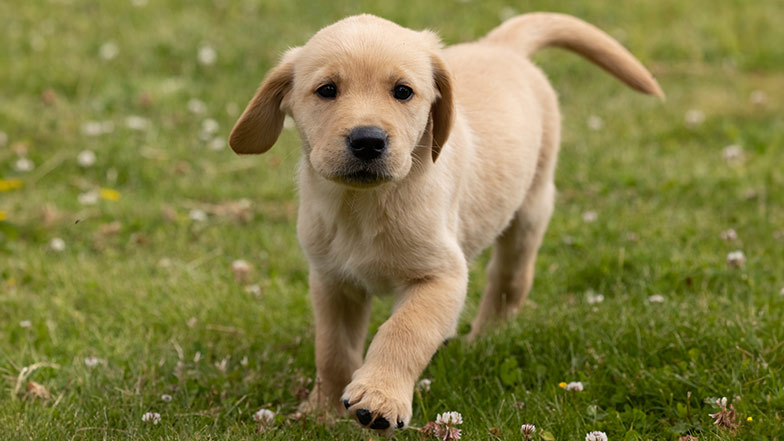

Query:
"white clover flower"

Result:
[[187, 98, 207, 114], [684, 109, 705, 127], [585, 290, 604, 305], [585, 431, 608, 441], [231, 259, 252, 283], [189, 209, 207, 222], [240, 356, 249, 367], [416, 378, 432, 392], [161, 394, 173, 402], [78, 190, 99, 205], [14, 157, 35, 172], [50, 237, 66, 252], [780, 287, 784, 296], [84, 356, 100, 367], [722, 145, 745, 164], [186, 317, 197, 327], [125, 115, 150, 131], [520, 424, 536, 437], [245, 284, 262, 295], [99, 42, 119, 60], [587, 115, 604, 131], [720, 228, 738, 241], [436, 411, 462, 426], [193, 351, 202, 363], [749, 90, 767, 105], [77, 150, 97, 167], [727, 250, 746, 268], [253, 408, 275, 424], [208, 137, 225, 151], [582, 210, 598, 223], [82, 121, 114, 136], [648, 294, 665, 303], [566, 381, 584, 392], [198, 45, 217, 66], [20, 320, 32, 328], [215, 357, 229, 373], [131, 0, 148, 6], [141, 412, 161, 424], [201, 118, 219, 135]]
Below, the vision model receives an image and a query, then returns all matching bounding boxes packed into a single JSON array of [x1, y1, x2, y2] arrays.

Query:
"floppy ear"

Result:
[[429, 54, 454, 162], [229, 48, 300, 155]]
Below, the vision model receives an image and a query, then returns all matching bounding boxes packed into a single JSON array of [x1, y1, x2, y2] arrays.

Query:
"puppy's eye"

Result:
[[316, 84, 337, 99], [393, 85, 414, 101]]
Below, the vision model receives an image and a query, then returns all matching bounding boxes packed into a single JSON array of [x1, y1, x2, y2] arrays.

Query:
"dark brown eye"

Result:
[[393, 85, 413, 101], [316, 84, 337, 99]]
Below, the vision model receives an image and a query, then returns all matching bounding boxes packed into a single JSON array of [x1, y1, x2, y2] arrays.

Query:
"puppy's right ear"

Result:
[[229, 48, 300, 155]]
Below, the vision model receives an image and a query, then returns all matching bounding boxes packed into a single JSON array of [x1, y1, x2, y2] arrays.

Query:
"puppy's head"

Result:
[[229, 15, 454, 189]]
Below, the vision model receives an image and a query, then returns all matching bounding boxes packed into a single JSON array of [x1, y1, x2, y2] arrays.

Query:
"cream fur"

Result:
[[229, 12, 662, 432]]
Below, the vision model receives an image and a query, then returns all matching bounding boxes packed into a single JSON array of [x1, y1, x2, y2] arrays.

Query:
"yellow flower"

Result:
[[559, 382, 567, 389], [0, 178, 23, 191], [747, 416, 753, 422], [99, 188, 121, 201], [0, 210, 6, 221]]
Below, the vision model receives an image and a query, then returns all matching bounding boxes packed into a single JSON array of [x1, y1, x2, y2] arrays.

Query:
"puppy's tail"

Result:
[[483, 12, 664, 98]]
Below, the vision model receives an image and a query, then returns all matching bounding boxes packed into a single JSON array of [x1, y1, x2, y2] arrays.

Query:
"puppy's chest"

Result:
[[300, 210, 435, 293]]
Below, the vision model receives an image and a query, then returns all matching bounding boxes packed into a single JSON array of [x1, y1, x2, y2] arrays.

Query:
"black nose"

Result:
[[347, 126, 387, 161]]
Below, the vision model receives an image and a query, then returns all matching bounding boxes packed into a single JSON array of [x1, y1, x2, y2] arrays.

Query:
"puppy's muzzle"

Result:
[[347, 126, 387, 162]]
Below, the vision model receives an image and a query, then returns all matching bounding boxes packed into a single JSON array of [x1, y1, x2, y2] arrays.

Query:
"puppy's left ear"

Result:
[[229, 47, 300, 155], [429, 54, 454, 162]]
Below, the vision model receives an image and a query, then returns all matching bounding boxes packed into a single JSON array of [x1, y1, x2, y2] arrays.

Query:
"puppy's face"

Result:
[[229, 15, 453, 189]]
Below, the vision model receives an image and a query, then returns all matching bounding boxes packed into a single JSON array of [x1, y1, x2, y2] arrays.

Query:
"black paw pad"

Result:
[[356, 408, 372, 425], [370, 417, 390, 430]]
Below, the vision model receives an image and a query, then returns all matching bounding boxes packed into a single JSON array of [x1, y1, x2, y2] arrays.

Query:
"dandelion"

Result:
[[559, 382, 567, 389], [566, 381, 584, 392], [585, 431, 608, 441], [720, 229, 738, 241], [587, 115, 604, 131], [0, 178, 23, 191], [50, 237, 66, 252], [141, 412, 161, 424], [187, 98, 206, 114], [99, 188, 120, 201], [77, 150, 97, 167], [84, 356, 100, 367], [20, 320, 32, 328], [125, 115, 150, 131], [421, 411, 462, 440], [746, 416, 752, 422], [198, 45, 217, 66], [161, 394, 173, 402], [78, 191, 99, 205], [189, 209, 207, 222], [520, 424, 536, 440], [582, 210, 598, 223], [0, 211, 7, 222], [14, 157, 35, 172], [417, 378, 432, 392], [231, 259, 252, 283], [253, 408, 275, 424], [684, 109, 705, 128], [99, 41, 119, 60], [586, 290, 604, 304], [709, 396, 738, 429], [648, 294, 665, 303], [726, 250, 746, 268]]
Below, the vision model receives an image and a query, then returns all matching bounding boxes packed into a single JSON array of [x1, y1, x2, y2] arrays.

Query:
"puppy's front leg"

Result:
[[300, 271, 372, 414], [342, 263, 468, 431]]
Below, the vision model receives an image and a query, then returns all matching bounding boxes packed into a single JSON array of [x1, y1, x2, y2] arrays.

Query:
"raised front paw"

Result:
[[341, 373, 412, 432]]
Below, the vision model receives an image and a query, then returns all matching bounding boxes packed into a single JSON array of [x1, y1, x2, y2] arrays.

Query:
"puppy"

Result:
[[229, 13, 662, 432]]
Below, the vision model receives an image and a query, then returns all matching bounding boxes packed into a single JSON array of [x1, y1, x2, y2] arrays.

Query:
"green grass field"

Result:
[[1, 0, 783, 439]]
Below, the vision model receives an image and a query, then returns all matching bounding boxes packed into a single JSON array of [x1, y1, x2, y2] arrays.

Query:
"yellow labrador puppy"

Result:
[[230, 13, 662, 432]]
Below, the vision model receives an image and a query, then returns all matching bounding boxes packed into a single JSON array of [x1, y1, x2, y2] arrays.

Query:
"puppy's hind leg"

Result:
[[468, 180, 555, 341]]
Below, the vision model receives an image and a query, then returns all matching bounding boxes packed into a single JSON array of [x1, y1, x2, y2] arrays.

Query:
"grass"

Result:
[[1, 0, 783, 439]]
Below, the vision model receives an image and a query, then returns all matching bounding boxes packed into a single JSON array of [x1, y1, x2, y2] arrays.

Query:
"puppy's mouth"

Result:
[[330, 169, 393, 188]]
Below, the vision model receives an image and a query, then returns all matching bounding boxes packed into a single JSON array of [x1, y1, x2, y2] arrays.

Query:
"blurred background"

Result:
[[1, 1, 782, 439]]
